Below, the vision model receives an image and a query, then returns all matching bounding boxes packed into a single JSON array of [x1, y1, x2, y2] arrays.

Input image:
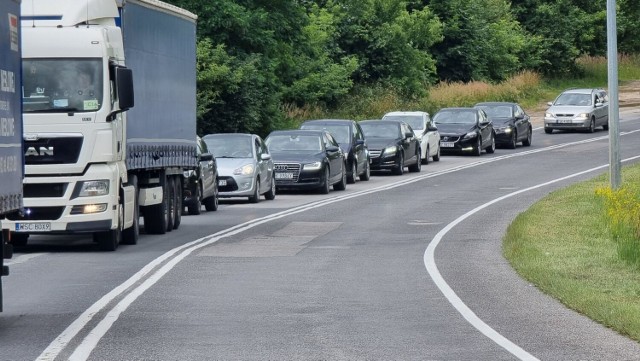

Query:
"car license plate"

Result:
[[15, 222, 51, 232], [440, 142, 455, 148], [218, 179, 227, 186], [558, 119, 572, 124], [275, 172, 294, 180]]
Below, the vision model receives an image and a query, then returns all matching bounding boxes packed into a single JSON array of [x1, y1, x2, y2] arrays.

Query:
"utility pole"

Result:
[[607, 0, 621, 189]]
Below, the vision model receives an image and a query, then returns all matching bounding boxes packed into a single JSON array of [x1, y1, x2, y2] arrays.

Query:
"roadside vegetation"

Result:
[[504, 164, 640, 342]]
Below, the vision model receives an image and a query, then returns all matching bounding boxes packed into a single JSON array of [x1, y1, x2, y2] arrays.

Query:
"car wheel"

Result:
[[508, 132, 517, 149], [433, 146, 441, 161], [264, 174, 276, 200], [203, 183, 218, 211], [248, 177, 261, 203], [473, 137, 482, 156], [486, 134, 496, 154], [319, 167, 330, 194], [588, 117, 596, 133], [392, 152, 404, 175], [522, 127, 532, 146], [334, 162, 347, 191], [545, 128, 553, 134], [422, 146, 429, 165], [603, 122, 609, 131], [409, 150, 421, 172], [347, 160, 357, 184], [188, 185, 202, 215], [359, 159, 371, 181]]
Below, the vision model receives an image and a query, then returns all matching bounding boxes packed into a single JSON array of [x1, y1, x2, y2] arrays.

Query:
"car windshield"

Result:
[[554, 93, 592, 106], [22, 58, 103, 113], [383, 115, 423, 130], [360, 123, 401, 138], [433, 110, 477, 124], [300, 124, 350, 144], [203, 135, 253, 158], [266, 134, 323, 152], [476, 105, 512, 118]]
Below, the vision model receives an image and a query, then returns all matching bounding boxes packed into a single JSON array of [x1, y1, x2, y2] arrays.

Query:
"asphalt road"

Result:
[[3, 109, 640, 360]]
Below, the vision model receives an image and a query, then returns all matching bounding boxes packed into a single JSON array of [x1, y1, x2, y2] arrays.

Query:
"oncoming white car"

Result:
[[382, 111, 441, 164]]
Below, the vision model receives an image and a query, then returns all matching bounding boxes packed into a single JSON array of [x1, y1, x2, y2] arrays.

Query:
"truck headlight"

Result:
[[234, 164, 255, 175], [76, 180, 110, 197]]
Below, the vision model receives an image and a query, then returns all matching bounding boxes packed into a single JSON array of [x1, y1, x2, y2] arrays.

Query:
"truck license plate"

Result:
[[15, 222, 51, 232]]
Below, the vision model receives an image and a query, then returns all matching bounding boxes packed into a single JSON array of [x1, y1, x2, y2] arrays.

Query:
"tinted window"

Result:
[[360, 123, 402, 138], [433, 110, 477, 124], [555, 93, 592, 106], [384, 115, 424, 130], [266, 134, 323, 152], [203, 135, 253, 158], [301, 123, 351, 145]]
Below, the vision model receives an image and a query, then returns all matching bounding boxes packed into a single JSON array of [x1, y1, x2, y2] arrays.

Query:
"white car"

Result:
[[382, 111, 441, 164]]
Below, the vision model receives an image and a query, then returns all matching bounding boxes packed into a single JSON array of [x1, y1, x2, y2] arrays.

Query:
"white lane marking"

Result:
[[424, 154, 640, 361], [37, 129, 640, 360], [5, 253, 47, 266]]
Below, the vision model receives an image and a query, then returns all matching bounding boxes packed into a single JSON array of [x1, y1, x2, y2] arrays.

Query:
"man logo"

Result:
[[25, 146, 54, 156]]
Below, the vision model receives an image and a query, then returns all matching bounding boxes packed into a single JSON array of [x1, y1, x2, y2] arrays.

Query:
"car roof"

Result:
[[268, 129, 326, 136], [561, 88, 599, 94], [383, 111, 429, 116], [301, 119, 354, 124], [436, 107, 477, 112], [474, 102, 516, 107], [203, 133, 253, 139], [359, 119, 403, 125]]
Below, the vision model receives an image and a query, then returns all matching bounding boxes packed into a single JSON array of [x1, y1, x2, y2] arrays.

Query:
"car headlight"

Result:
[[575, 113, 589, 120], [77, 180, 109, 197], [303, 161, 322, 170], [503, 127, 512, 134], [233, 164, 255, 175], [383, 146, 397, 156], [545, 112, 554, 118], [463, 131, 477, 140]]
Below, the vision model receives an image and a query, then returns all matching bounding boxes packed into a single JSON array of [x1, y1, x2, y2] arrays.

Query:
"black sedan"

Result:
[[183, 136, 218, 215], [433, 107, 496, 156], [359, 119, 421, 175], [299, 119, 370, 183], [264, 130, 347, 194], [474, 102, 532, 149]]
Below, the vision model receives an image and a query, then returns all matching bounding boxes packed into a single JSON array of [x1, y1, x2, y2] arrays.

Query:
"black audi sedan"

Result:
[[299, 119, 370, 183], [433, 107, 496, 156], [264, 129, 347, 194], [358, 119, 421, 175], [474, 102, 532, 149]]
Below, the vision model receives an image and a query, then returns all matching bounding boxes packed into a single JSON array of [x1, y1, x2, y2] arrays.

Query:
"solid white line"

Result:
[[424, 155, 640, 360], [37, 128, 640, 360]]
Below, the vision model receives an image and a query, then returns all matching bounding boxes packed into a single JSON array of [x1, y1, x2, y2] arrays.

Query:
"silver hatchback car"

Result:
[[202, 133, 276, 203], [544, 88, 609, 134]]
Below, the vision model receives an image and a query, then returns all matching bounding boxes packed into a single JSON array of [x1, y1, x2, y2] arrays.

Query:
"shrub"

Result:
[[596, 186, 640, 268]]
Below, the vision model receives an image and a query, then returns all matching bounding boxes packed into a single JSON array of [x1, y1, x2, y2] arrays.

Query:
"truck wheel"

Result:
[[144, 175, 169, 234], [165, 176, 176, 232], [122, 175, 139, 245], [173, 176, 182, 229], [94, 197, 123, 251]]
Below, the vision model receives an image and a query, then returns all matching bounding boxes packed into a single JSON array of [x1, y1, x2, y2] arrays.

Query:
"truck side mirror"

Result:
[[116, 67, 134, 110]]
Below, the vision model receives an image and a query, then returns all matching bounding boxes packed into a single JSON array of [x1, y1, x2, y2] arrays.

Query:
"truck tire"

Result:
[[144, 175, 169, 234], [94, 195, 123, 251], [173, 176, 182, 229], [122, 175, 139, 245], [9, 233, 28, 247], [166, 176, 176, 232]]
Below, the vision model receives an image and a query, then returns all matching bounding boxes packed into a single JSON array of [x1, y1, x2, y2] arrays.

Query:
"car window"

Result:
[[360, 123, 402, 138], [266, 134, 322, 152], [301, 123, 351, 145], [354, 123, 364, 141], [555, 93, 592, 106], [433, 110, 477, 125], [254, 139, 261, 159], [477, 105, 512, 118], [258, 137, 269, 155], [203, 135, 253, 158]]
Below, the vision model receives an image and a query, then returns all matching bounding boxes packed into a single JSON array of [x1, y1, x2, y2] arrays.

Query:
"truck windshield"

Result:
[[22, 59, 103, 113]]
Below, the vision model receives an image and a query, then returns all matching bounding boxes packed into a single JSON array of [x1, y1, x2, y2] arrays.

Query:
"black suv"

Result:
[[183, 136, 218, 215], [299, 119, 370, 183]]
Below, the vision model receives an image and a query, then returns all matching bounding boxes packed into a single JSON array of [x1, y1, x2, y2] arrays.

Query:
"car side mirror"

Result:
[[200, 153, 213, 161], [326, 145, 340, 152], [595, 102, 604, 108], [547, 102, 553, 106], [405, 131, 413, 139], [427, 125, 438, 132], [355, 139, 365, 146], [260, 153, 271, 161], [480, 119, 491, 126], [515, 114, 524, 120]]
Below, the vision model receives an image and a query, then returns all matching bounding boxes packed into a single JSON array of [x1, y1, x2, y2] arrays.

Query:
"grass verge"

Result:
[[503, 164, 640, 342]]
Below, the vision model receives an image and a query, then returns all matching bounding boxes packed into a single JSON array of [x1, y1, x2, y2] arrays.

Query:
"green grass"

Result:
[[503, 164, 640, 341]]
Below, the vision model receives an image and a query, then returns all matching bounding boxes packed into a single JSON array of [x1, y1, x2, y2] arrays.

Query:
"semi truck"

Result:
[[1, 0, 198, 251], [1, 0, 24, 311]]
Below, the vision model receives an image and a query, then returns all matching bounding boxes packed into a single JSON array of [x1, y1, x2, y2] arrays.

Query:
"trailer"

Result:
[[1, 0, 198, 251], [0, 0, 24, 311]]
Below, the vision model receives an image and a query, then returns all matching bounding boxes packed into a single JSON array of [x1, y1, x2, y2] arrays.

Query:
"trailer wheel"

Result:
[[122, 175, 139, 245], [165, 176, 176, 232], [9, 233, 28, 247], [173, 176, 182, 229], [144, 174, 169, 234]]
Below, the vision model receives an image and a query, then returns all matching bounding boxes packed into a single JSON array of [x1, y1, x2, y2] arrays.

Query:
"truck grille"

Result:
[[24, 183, 68, 198], [6, 206, 65, 221], [24, 135, 83, 165]]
